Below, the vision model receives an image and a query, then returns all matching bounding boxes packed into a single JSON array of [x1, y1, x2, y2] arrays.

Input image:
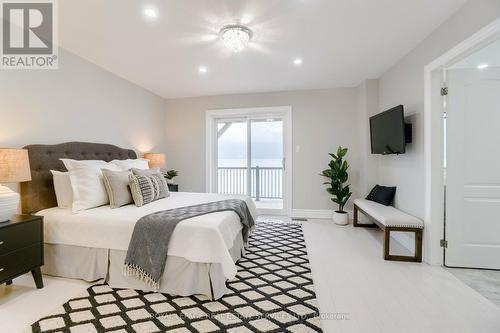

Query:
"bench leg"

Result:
[[353, 204, 378, 228], [384, 228, 391, 260], [353, 205, 358, 227], [415, 229, 423, 263], [384, 227, 423, 263]]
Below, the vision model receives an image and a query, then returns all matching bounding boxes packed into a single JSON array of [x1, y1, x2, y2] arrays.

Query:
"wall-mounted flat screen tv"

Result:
[[370, 105, 406, 155]]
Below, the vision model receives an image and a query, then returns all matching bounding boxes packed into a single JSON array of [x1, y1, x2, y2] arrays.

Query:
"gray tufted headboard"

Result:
[[21, 142, 137, 214]]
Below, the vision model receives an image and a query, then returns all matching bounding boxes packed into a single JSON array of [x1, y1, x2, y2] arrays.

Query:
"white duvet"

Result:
[[37, 192, 257, 279]]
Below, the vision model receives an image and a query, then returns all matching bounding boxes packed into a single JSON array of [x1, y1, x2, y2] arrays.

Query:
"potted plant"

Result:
[[163, 170, 179, 183], [321, 146, 353, 225]]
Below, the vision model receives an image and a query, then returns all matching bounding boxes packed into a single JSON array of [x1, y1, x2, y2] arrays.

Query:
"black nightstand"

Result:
[[0, 215, 44, 288], [168, 184, 179, 192]]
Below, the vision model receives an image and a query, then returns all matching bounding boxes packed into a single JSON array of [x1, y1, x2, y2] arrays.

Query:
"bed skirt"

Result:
[[42, 233, 244, 299]]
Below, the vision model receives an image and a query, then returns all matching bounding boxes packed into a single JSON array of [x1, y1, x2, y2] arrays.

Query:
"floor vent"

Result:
[[292, 217, 308, 222]]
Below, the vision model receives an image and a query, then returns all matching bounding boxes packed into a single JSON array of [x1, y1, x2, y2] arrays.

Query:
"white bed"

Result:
[[37, 192, 257, 299]]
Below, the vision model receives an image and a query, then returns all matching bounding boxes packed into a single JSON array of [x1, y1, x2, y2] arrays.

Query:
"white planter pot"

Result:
[[0, 185, 19, 222], [332, 210, 349, 226]]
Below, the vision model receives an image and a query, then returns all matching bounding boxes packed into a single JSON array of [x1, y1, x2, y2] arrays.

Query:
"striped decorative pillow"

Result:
[[132, 168, 170, 200], [129, 174, 158, 207], [128, 169, 170, 207]]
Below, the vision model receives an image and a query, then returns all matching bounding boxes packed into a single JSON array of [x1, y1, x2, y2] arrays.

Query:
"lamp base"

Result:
[[0, 185, 19, 222]]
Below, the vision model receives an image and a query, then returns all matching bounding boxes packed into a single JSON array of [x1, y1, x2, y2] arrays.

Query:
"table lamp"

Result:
[[143, 153, 166, 170], [0, 149, 31, 222]]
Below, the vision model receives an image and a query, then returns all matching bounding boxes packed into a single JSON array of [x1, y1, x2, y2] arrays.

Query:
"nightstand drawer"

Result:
[[0, 220, 42, 256], [0, 243, 42, 281]]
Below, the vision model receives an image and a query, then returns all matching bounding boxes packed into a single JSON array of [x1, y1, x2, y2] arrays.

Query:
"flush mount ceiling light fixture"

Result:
[[143, 8, 157, 19], [219, 24, 253, 52]]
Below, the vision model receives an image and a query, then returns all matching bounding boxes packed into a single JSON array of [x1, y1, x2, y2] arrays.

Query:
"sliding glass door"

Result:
[[216, 118, 249, 196], [250, 118, 283, 210], [211, 108, 289, 214]]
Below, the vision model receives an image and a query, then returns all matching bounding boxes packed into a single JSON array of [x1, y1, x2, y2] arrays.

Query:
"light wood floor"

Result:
[[303, 219, 500, 333], [2, 218, 500, 333], [0, 274, 89, 333]]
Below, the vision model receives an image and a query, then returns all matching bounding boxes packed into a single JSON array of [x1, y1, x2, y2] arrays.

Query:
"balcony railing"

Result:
[[217, 166, 283, 200]]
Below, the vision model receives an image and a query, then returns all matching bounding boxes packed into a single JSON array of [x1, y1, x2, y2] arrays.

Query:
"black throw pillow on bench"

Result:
[[366, 185, 396, 206]]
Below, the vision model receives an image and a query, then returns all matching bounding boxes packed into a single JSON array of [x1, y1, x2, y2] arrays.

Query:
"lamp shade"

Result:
[[143, 153, 166, 169], [0, 148, 31, 183]]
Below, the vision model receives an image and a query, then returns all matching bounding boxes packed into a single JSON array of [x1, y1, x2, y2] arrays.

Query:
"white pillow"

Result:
[[68, 164, 120, 213], [50, 170, 73, 208], [111, 159, 149, 171], [60, 158, 109, 170]]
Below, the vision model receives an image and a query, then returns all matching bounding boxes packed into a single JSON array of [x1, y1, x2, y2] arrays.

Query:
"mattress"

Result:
[[37, 192, 257, 279]]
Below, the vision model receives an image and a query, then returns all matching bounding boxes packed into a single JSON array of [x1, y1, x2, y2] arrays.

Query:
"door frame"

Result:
[[424, 17, 500, 265], [205, 106, 293, 217]]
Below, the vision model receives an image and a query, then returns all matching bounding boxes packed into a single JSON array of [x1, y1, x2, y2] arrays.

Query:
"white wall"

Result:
[[376, 0, 500, 219], [0, 49, 167, 154], [164, 88, 362, 211], [357, 79, 380, 195]]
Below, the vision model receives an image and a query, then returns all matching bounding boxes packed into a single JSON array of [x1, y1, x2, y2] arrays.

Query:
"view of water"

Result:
[[218, 159, 283, 167]]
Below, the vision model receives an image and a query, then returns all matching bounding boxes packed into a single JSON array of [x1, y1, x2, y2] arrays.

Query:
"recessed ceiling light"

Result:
[[477, 63, 489, 70], [199, 66, 208, 73], [294, 58, 303, 65], [144, 8, 157, 18], [219, 24, 253, 52]]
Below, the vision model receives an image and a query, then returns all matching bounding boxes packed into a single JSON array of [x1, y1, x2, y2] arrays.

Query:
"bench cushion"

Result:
[[354, 199, 424, 229]]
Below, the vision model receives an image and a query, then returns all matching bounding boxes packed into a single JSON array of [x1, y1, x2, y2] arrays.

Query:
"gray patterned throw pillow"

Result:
[[129, 174, 156, 207], [129, 168, 170, 207], [132, 168, 170, 200]]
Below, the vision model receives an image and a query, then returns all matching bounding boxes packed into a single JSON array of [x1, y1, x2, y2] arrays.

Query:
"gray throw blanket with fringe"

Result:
[[123, 199, 255, 289]]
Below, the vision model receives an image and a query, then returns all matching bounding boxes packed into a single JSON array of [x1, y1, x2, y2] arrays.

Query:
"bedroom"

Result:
[[1, 1, 500, 332]]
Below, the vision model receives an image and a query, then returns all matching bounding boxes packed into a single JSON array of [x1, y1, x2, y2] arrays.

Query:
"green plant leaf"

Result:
[[164, 169, 179, 180], [328, 153, 338, 160], [321, 146, 351, 211]]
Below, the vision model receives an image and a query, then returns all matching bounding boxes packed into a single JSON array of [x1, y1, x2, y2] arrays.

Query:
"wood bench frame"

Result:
[[353, 203, 423, 263]]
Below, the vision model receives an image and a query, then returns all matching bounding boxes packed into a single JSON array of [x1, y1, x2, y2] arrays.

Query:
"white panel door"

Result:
[[446, 67, 500, 269]]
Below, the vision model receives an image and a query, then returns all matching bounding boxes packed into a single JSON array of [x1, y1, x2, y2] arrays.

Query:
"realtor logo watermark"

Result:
[[1, 0, 58, 69]]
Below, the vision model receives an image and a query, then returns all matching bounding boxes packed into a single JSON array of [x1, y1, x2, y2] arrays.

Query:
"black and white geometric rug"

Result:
[[28, 222, 323, 333]]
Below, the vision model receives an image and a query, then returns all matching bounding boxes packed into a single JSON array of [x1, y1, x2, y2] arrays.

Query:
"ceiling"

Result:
[[59, 0, 467, 99]]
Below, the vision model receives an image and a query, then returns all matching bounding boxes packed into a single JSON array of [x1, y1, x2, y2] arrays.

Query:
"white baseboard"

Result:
[[291, 209, 353, 220]]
